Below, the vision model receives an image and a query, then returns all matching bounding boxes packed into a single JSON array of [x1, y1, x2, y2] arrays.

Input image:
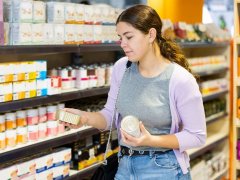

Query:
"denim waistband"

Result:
[[119, 146, 172, 157]]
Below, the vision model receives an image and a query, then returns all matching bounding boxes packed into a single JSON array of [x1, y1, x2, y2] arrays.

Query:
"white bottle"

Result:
[[121, 115, 141, 138]]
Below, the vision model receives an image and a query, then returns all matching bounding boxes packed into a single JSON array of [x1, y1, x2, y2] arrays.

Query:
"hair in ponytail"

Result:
[[116, 4, 195, 77]]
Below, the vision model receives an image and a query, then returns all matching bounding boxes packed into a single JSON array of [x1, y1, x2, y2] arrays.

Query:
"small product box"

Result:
[[0, 165, 18, 180], [83, 24, 93, 44], [25, 61, 37, 80], [13, 62, 25, 82], [11, 0, 33, 23], [13, 81, 26, 100], [64, 24, 75, 44], [35, 60, 47, 79], [10, 23, 32, 45], [35, 169, 53, 180], [56, 109, 81, 126], [33, 1, 46, 23], [46, 2, 64, 23], [75, 4, 84, 24], [35, 154, 53, 173], [52, 148, 71, 167], [75, 24, 84, 44], [17, 159, 36, 177], [0, 63, 14, 83], [36, 79, 47, 96], [0, 82, 13, 103], [25, 79, 37, 98], [32, 23, 44, 44], [43, 23, 54, 44], [64, 3, 76, 24], [53, 24, 64, 44]]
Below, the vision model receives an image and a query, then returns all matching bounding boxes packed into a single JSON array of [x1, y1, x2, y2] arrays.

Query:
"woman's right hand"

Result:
[[60, 108, 89, 129]]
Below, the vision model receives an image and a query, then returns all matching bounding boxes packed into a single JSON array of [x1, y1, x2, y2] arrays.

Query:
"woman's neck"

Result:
[[138, 48, 170, 78]]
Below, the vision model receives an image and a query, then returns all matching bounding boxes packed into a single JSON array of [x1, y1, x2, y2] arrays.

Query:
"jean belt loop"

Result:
[[149, 150, 155, 158], [139, 150, 144, 155], [128, 148, 134, 156]]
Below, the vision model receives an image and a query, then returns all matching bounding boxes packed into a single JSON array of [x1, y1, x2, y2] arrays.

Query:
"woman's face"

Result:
[[116, 22, 151, 62]]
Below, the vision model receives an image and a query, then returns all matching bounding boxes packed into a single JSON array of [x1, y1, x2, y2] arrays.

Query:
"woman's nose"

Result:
[[120, 40, 127, 48]]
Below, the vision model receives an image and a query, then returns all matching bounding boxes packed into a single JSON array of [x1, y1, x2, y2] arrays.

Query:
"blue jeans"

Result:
[[115, 150, 191, 180]]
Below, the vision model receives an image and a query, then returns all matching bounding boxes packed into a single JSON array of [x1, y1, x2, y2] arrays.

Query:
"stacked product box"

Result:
[[0, 148, 71, 179], [3, 1, 119, 45], [0, 60, 47, 103]]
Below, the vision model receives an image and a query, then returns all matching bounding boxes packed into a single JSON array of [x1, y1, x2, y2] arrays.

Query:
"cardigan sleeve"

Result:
[[99, 57, 128, 130], [174, 76, 207, 153]]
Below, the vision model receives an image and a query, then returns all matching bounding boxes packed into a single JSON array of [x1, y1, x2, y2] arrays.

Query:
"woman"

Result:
[[63, 4, 206, 179]]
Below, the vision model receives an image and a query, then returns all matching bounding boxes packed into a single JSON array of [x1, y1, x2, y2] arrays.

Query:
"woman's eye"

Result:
[[126, 36, 132, 40]]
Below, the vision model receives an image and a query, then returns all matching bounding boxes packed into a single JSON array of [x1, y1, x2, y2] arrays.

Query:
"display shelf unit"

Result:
[[233, 1, 240, 179], [0, 41, 231, 179], [182, 41, 231, 180], [0, 126, 101, 165], [209, 167, 228, 180]]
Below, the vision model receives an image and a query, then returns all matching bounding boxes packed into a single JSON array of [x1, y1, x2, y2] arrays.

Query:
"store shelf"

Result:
[[202, 90, 229, 102], [196, 67, 228, 77], [188, 132, 228, 159], [79, 43, 122, 52], [0, 86, 109, 113], [67, 163, 102, 180], [0, 45, 80, 55], [0, 42, 229, 56], [0, 126, 100, 165], [210, 167, 228, 180], [206, 112, 228, 124], [179, 41, 230, 48]]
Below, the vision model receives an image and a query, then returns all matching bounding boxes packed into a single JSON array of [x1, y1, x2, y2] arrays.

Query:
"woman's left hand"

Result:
[[120, 121, 152, 147]]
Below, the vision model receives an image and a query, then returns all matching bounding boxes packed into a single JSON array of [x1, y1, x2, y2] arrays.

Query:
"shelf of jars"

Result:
[[0, 86, 227, 115], [0, 126, 101, 165]]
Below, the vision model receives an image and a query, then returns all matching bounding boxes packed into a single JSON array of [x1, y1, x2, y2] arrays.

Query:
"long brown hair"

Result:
[[116, 5, 194, 76]]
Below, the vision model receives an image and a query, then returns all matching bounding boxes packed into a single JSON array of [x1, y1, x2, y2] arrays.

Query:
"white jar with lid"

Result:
[[27, 109, 39, 125]]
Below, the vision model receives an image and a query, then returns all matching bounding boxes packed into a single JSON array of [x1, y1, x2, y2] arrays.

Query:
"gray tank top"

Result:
[[116, 62, 174, 151]]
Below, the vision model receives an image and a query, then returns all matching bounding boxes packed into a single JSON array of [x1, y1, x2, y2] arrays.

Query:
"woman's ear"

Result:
[[148, 28, 157, 43]]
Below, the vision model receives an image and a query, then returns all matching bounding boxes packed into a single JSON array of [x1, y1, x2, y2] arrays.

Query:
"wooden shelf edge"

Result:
[[188, 133, 228, 159], [195, 67, 228, 77], [67, 163, 102, 180], [0, 126, 100, 165], [202, 90, 229, 102], [209, 167, 228, 180], [0, 86, 109, 113], [0, 42, 229, 56], [206, 112, 228, 124]]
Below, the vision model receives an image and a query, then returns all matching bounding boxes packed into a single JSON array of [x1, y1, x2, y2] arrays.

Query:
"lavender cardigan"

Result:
[[100, 57, 207, 174]]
